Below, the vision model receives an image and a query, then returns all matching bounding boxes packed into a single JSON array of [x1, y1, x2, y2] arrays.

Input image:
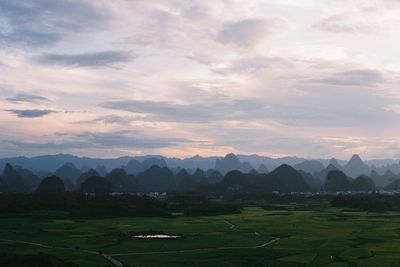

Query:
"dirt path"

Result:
[[102, 254, 124, 267], [0, 238, 122, 267], [0, 238, 52, 248], [109, 237, 280, 257], [0, 236, 279, 263], [224, 220, 237, 230]]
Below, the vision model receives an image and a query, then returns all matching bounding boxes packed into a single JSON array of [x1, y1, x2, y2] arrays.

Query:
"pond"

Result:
[[133, 234, 181, 239]]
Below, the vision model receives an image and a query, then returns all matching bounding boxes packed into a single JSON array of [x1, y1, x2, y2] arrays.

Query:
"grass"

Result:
[[1, 206, 400, 266]]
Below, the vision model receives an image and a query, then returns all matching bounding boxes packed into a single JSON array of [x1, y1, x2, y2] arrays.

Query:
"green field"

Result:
[[1, 206, 400, 266]]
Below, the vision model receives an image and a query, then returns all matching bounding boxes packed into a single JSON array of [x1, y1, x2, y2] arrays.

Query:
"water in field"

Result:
[[133, 234, 181, 239]]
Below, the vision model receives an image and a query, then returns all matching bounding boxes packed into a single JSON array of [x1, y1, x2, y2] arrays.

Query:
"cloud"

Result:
[[0, 0, 111, 47], [313, 13, 374, 34], [384, 104, 400, 114], [101, 92, 398, 128], [100, 99, 261, 123], [36, 51, 133, 67], [216, 18, 283, 47], [311, 69, 384, 86], [11, 131, 197, 150], [77, 131, 193, 149], [77, 115, 143, 125], [213, 56, 292, 75], [6, 94, 49, 104], [5, 109, 56, 118], [0, 30, 61, 47], [181, 4, 215, 21]]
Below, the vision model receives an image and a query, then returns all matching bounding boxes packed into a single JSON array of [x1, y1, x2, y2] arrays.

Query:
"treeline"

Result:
[[0, 193, 241, 219], [0, 194, 170, 218], [167, 195, 240, 216], [331, 194, 400, 211], [0, 253, 79, 267]]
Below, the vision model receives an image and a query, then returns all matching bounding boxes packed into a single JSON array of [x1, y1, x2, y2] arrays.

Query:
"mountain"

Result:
[[381, 170, 398, 185], [257, 164, 269, 174], [105, 168, 138, 193], [216, 165, 311, 193], [217, 170, 261, 193], [80, 176, 112, 195], [3, 153, 399, 179], [54, 163, 82, 184], [240, 162, 253, 173], [237, 154, 306, 171], [249, 169, 258, 175], [315, 164, 339, 182], [191, 168, 206, 183], [329, 158, 342, 170], [175, 168, 190, 182], [124, 157, 168, 175], [0, 176, 5, 192], [141, 158, 167, 170], [137, 165, 175, 192], [2, 163, 27, 192], [168, 155, 217, 170], [343, 154, 371, 178], [0, 154, 134, 173], [64, 179, 75, 192], [264, 164, 311, 193], [366, 158, 400, 167], [205, 169, 223, 183], [76, 169, 100, 186], [124, 159, 142, 174], [81, 165, 90, 173], [384, 179, 400, 191], [95, 165, 108, 176], [324, 170, 352, 192], [351, 175, 375, 191], [294, 160, 325, 174], [175, 169, 197, 191], [298, 170, 321, 191], [215, 153, 240, 174], [36, 176, 65, 194], [371, 161, 400, 176], [215, 153, 254, 175], [370, 170, 398, 188], [13, 165, 41, 191]]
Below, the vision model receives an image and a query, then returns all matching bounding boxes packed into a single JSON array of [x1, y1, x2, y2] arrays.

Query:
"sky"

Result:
[[1, 0, 400, 159]]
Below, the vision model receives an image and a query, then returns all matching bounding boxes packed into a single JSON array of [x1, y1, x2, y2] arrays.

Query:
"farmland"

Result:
[[1, 204, 400, 266]]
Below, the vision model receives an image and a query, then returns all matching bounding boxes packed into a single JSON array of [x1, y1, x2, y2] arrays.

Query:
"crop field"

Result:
[[1, 206, 400, 266]]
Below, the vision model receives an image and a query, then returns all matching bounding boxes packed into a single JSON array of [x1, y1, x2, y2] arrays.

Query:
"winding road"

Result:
[[0, 238, 123, 267], [109, 237, 280, 257], [224, 220, 237, 230]]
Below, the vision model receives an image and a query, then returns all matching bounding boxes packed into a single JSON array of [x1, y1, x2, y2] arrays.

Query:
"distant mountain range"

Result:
[[2, 152, 400, 194], [1, 153, 399, 177]]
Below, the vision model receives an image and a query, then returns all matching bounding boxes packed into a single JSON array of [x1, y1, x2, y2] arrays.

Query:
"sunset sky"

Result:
[[1, 0, 400, 159]]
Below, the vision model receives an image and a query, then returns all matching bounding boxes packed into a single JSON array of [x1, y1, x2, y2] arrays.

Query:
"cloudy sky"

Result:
[[1, 0, 400, 159]]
